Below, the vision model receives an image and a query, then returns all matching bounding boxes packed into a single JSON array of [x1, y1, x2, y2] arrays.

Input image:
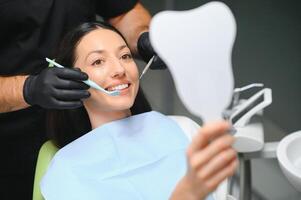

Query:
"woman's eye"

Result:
[[92, 59, 103, 66], [121, 53, 133, 60]]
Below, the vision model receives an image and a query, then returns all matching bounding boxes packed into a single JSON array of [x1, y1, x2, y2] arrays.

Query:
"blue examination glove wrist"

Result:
[[23, 67, 90, 109]]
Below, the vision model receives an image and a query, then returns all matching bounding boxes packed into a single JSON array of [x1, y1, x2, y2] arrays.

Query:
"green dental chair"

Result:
[[32, 141, 59, 200]]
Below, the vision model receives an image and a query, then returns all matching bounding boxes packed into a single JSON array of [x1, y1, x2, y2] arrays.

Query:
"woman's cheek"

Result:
[[90, 69, 107, 86], [130, 64, 139, 81]]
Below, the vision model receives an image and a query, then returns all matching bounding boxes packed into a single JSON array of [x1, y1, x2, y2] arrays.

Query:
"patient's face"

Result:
[[74, 28, 139, 112]]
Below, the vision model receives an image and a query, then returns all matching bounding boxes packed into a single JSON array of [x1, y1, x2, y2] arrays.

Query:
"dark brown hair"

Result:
[[47, 22, 151, 148]]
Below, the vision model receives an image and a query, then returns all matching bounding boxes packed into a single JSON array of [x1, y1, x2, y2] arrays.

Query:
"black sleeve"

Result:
[[95, 0, 139, 19]]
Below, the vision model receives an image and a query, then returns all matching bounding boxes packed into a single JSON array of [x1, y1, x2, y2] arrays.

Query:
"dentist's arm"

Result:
[[108, 2, 150, 55], [0, 76, 29, 112], [0, 67, 90, 113], [108, 2, 166, 69], [170, 121, 238, 200]]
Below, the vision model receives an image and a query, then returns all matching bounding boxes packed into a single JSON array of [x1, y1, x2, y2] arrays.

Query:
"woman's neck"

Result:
[[85, 107, 131, 129]]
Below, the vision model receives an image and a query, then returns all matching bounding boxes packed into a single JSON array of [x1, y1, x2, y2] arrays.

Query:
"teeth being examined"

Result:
[[108, 84, 129, 91]]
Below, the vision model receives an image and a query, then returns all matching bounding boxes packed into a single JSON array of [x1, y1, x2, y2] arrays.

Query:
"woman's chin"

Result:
[[114, 103, 134, 111], [106, 100, 134, 112]]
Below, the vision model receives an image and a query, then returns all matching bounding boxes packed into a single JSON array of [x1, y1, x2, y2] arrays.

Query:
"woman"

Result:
[[41, 22, 238, 200]]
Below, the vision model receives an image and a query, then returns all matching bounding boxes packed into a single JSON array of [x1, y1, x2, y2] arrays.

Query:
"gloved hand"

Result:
[[137, 32, 167, 70], [23, 67, 90, 109]]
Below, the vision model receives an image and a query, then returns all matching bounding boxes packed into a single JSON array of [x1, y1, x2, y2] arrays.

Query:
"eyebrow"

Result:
[[85, 45, 128, 61]]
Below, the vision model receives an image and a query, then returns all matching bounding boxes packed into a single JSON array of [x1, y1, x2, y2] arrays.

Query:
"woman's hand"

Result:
[[170, 121, 238, 200]]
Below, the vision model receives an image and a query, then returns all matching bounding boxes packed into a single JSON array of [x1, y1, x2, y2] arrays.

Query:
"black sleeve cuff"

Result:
[[95, 0, 139, 19]]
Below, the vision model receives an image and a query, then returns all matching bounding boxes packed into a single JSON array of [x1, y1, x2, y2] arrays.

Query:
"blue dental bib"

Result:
[[41, 111, 213, 200]]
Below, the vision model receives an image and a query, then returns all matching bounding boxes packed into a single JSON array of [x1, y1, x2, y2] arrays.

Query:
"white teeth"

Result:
[[109, 84, 129, 91]]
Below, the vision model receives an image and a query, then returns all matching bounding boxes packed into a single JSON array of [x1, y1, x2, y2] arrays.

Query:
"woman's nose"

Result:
[[110, 60, 126, 78]]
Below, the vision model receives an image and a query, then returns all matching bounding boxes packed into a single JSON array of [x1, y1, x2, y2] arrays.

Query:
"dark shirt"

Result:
[[0, 0, 137, 199]]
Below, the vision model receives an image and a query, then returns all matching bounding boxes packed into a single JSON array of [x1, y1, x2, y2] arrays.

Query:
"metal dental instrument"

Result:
[[139, 55, 155, 80], [46, 58, 120, 96]]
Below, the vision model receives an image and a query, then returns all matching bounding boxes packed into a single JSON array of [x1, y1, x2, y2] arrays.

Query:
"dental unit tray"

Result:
[[46, 58, 120, 96], [229, 88, 272, 127]]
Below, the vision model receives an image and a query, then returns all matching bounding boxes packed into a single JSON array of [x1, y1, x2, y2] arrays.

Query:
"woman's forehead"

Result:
[[77, 28, 127, 52]]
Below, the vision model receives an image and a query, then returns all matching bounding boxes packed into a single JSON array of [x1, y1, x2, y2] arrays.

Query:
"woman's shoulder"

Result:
[[167, 115, 200, 141]]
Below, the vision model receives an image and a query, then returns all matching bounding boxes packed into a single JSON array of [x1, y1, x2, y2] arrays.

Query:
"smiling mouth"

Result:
[[106, 83, 131, 91]]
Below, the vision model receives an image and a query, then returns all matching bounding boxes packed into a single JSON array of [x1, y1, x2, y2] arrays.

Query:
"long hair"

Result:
[[47, 22, 152, 148]]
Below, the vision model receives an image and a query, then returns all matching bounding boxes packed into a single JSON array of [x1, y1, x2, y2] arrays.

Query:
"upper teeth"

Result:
[[109, 84, 129, 91]]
